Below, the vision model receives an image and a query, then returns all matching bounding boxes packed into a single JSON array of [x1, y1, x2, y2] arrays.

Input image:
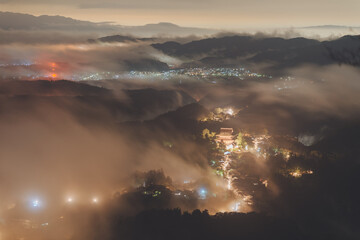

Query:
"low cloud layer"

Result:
[[0, 41, 183, 79], [0, 96, 214, 207]]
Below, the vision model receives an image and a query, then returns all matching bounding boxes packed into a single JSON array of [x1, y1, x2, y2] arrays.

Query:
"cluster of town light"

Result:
[[29, 186, 213, 210], [30, 196, 99, 209], [25, 129, 312, 214]]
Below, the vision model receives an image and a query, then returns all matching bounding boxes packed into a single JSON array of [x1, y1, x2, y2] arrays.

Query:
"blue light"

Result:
[[198, 188, 208, 199]]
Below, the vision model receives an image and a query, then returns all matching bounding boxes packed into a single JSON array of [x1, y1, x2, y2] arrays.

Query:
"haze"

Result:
[[1, 0, 360, 28], [1, 1, 360, 240]]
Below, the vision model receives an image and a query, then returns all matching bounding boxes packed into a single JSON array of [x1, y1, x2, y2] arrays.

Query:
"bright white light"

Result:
[[226, 108, 234, 115], [32, 200, 40, 207], [231, 202, 241, 212], [227, 179, 232, 190], [67, 197, 73, 203], [198, 188, 207, 199], [226, 144, 233, 150], [92, 197, 98, 203]]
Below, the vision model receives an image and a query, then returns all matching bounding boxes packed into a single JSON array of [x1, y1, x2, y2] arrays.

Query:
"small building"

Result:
[[216, 128, 235, 146]]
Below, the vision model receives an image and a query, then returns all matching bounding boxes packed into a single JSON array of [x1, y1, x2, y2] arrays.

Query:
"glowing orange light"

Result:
[[51, 73, 57, 78]]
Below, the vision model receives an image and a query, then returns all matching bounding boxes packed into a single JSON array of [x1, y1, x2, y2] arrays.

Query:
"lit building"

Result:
[[216, 128, 235, 146]]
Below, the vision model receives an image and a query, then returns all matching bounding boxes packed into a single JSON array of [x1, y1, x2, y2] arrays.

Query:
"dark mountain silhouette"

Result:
[[69, 87, 196, 122], [142, 103, 210, 134], [152, 35, 360, 70], [157, 103, 210, 126], [124, 59, 169, 71], [82, 209, 304, 240], [0, 80, 196, 121], [153, 36, 319, 57], [323, 35, 360, 66], [123, 88, 196, 119], [156, 103, 210, 122], [0, 80, 110, 96]]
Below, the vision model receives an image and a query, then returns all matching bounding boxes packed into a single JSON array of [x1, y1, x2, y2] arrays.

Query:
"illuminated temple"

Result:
[[216, 128, 235, 146]]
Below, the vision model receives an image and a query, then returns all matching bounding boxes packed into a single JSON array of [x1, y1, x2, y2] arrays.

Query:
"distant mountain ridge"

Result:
[[152, 35, 360, 70], [0, 12, 218, 37], [2, 11, 359, 39], [88, 35, 156, 43], [302, 25, 360, 29], [0, 11, 115, 32]]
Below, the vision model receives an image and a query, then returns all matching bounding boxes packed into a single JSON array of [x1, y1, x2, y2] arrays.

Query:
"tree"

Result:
[[235, 132, 243, 147], [235, 132, 247, 149], [202, 128, 216, 139]]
